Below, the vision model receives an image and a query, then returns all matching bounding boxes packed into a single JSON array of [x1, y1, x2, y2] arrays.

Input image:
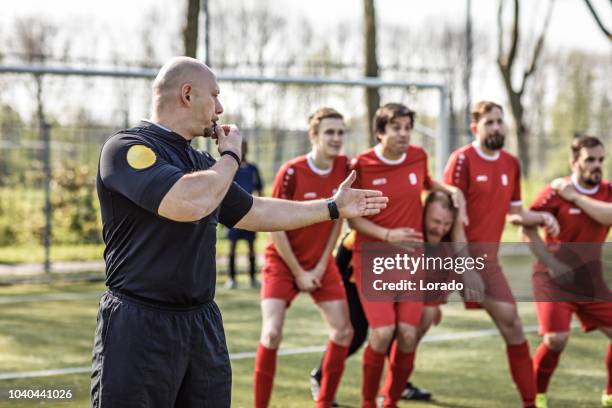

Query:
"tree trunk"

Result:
[[183, 0, 200, 58], [507, 89, 530, 176], [364, 0, 380, 146]]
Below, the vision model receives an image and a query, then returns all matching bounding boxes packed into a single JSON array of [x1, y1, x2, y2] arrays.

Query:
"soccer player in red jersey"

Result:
[[443, 101, 559, 408], [522, 135, 612, 407], [254, 108, 354, 408], [349, 103, 466, 408]]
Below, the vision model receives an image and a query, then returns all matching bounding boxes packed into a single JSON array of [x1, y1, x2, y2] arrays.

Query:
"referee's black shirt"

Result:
[[96, 121, 253, 306]]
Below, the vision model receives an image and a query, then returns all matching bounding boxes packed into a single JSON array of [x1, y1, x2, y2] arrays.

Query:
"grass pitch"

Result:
[[0, 277, 609, 407]]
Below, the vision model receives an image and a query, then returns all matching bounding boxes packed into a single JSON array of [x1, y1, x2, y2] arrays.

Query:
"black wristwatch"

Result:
[[326, 198, 340, 220]]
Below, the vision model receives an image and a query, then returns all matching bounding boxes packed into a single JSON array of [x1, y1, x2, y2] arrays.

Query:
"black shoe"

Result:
[[401, 382, 432, 401], [309, 368, 339, 407]]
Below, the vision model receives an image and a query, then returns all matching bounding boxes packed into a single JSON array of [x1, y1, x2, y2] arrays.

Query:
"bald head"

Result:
[[153, 57, 214, 99], [150, 57, 223, 139]]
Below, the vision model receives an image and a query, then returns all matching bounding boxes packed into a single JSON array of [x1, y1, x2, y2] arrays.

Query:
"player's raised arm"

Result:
[[234, 171, 388, 232], [430, 180, 468, 225], [551, 178, 612, 226]]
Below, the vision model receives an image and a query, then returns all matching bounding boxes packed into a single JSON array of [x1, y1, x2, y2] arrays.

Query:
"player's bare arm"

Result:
[[269, 230, 321, 292], [507, 205, 560, 237], [348, 216, 423, 244], [235, 171, 388, 231], [521, 224, 574, 286], [310, 220, 342, 280], [430, 180, 468, 225], [158, 125, 242, 222], [551, 178, 612, 226], [448, 203, 485, 302]]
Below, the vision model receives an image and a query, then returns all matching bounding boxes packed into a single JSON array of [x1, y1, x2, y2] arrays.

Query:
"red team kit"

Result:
[[254, 103, 611, 408]]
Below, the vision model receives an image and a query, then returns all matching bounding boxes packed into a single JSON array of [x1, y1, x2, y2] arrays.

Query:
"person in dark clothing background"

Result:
[[226, 140, 264, 289]]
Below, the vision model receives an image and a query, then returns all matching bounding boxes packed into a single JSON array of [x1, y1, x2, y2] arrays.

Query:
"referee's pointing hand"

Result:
[[333, 170, 388, 218]]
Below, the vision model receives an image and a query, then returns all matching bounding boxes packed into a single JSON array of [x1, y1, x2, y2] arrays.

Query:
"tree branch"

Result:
[[520, 0, 555, 95], [584, 0, 612, 42], [507, 0, 520, 70], [497, 0, 505, 65]]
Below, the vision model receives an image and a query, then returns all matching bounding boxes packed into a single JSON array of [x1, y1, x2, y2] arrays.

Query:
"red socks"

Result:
[[254, 344, 277, 408], [316, 341, 349, 408], [506, 341, 536, 407], [362, 344, 386, 408], [381, 342, 415, 408], [533, 342, 561, 393]]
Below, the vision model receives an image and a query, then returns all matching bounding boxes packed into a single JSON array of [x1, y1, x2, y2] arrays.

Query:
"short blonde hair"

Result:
[[308, 107, 344, 135]]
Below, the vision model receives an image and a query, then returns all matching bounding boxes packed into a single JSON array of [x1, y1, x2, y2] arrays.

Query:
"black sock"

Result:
[[229, 254, 236, 280], [249, 254, 256, 279]]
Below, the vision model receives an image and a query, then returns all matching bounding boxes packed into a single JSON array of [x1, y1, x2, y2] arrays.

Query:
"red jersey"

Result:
[[443, 143, 522, 243], [265, 154, 349, 269], [351, 144, 433, 249], [530, 177, 612, 290], [530, 177, 612, 244]]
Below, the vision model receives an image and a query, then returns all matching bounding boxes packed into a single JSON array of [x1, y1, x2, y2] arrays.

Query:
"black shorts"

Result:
[[91, 290, 231, 408]]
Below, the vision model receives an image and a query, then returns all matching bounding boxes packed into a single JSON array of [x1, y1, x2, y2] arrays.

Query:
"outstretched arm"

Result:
[[348, 217, 423, 244], [507, 205, 560, 237], [235, 171, 388, 231]]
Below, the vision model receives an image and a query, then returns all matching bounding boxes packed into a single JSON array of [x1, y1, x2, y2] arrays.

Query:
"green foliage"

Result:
[[548, 51, 611, 179], [550, 52, 594, 140], [51, 161, 101, 244], [549, 51, 594, 177], [0, 161, 101, 249]]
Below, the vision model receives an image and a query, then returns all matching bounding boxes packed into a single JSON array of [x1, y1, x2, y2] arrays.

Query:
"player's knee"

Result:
[[543, 332, 568, 352], [369, 326, 395, 351], [397, 327, 418, 351], [417, 315, 435, 340], [499, 310, 523, 333], [331, 324, 354, 345], [261, 327, 283, 348], [416, 325, 428, 342]]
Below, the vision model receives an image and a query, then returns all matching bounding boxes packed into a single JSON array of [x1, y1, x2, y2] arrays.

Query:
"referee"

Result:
[[92, 56, 388, 408]]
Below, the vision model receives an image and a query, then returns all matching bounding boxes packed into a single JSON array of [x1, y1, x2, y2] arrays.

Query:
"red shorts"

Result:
[[353, 251, 423, 328], [535, 301, 612, 334], [261, 254, 346, 306]]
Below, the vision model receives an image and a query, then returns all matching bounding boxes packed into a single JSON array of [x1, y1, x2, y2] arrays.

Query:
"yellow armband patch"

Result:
[[127, 145, 156, 170]]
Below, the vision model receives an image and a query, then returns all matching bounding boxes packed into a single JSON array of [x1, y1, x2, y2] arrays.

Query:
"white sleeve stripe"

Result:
[[510, 200, 523, 206]]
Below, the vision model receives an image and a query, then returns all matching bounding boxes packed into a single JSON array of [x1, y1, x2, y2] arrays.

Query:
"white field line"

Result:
[[1, 323, 576, 381]]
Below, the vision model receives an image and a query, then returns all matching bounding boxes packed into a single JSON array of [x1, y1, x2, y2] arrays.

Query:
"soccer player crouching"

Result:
[[349, 103, 465, 408], [254, 108, 353, 408]]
